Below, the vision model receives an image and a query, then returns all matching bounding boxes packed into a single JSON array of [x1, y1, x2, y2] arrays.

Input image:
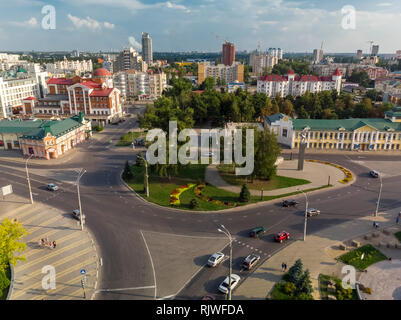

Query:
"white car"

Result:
[[307, 208, 321, 217], [47, 183, 59, 191], [207, 252, 225, 267], [218, 274, 240, 294], [72, 209, 86, 221]]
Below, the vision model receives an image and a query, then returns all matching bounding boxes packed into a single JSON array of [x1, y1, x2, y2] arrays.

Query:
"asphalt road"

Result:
[[2, 112, 401, 300]]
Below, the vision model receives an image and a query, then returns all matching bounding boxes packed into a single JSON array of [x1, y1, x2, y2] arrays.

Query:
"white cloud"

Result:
[[128, 36, 142, 50], [377, 3, 392, 7], [9, 17, 38, 28], [165, 1, 191, 13], [67, 14, 115, 31]]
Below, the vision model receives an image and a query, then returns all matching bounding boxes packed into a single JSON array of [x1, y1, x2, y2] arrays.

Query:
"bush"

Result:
[[93, 125, 104, 132], [0, 270, 10, 299], [283, 282, 296, 295], [238, 184, 251, 203], [189, 198, 199, 209], [364, 287, 372, 295]]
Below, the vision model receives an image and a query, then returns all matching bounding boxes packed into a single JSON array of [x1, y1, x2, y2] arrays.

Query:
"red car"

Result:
[[274, 231, 290, 243]]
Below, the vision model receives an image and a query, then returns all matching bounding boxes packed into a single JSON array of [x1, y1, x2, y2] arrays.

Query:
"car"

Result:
[[72, 209, 86, 221], [207, 252, 225, 267], [47, 183, 59, 191], [282, 199, 298, 207], [249, 227, 267, 238], [218, 274, 241, 294], [306, 208, 321, 217], [274, 231, 290, 243], [370, 170, 379, 178], [242, 253, 261, 270], [111, 122, 119, 125]]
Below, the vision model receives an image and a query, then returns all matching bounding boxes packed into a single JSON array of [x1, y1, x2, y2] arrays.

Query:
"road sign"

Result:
[[1, 185, 13, 197], [80, 269, 86, 275]]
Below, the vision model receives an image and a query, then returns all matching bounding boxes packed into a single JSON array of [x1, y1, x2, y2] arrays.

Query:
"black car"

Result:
[[282, 200, 298, 207], [370, 170, 379, 178], [249, 227, 267, 238]]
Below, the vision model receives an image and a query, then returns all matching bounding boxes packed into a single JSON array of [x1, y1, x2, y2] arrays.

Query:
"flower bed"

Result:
[[194, 184, 236, 207], [169, 184, 196, 206], [306, 160, 353, 184]]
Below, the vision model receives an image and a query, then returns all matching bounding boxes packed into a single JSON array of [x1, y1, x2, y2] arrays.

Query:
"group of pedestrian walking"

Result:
[[39, 238, 56, 249]]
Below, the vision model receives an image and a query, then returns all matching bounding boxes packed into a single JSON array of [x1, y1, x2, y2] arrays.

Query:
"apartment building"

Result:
[[113, 47, 148, 73], [257, 69, 342, 98], [249, 52, 278, 75], [45, 57, 93, 75], [197, 62, 244, 85]]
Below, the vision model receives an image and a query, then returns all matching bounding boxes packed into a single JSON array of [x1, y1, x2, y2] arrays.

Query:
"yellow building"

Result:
[[197, 62, 244, 85], [265, 106, 401, 151]]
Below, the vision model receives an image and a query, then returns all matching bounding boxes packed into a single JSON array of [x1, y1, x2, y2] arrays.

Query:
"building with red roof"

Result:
[[257, 69, 342, 97]]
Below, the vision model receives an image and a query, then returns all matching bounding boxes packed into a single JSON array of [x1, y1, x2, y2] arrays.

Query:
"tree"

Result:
[[200, 77, 215, 91], [122, 160, 133, 180], [297, 269, 313, 296], [0, 219, 28, 273], [239, 184, 251, 203], [0, 269, 10, 298], [349, 70, 371, 88], [280, 100, 295, 117], [287, 259, 304, 285], [252, 129, 281, 180]]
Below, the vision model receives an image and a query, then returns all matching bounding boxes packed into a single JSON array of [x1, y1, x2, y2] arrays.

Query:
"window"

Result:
[[283, 129, 288, 138]]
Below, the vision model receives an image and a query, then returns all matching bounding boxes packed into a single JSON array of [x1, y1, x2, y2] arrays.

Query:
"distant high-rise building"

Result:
[[313, 49, 324, 63], [141, 32, 153, 66], [396, 50, 401, 60], [356, 50, 363, 60], [372, 45, 379, 56], [113, 47, 147, 73], [268, 48, 283, 60], [197, 61, 243, 85], [222, 41, 236, 66]]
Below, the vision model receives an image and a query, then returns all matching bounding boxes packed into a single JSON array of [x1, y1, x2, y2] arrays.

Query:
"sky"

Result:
[[0, 0, 400, 53]]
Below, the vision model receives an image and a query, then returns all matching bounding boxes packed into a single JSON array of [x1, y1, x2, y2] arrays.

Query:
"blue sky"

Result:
[[0, 0, 400, 53]]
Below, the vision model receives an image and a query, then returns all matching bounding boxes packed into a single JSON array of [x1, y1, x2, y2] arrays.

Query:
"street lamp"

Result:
[[25, 154, 34, 204], [76, 169, 86, 231], [375, 173, 383, 217], [297, 188, 308, 241], [218, 225, 232, 300], [144, 159, 149, 198]]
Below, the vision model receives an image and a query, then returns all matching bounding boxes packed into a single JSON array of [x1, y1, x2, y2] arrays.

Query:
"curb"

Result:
[[6, 264, 14, 300]]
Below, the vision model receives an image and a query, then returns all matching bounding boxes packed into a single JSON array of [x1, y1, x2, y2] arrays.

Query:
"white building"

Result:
[[0, 76, 40, 118], [227, 81, 246, 93], [45, 57, 93, 75], [0, 53, 24, 71], [249, 52, 278, 75], [257, 69, 342, 98], [113, 47, 148, 73]]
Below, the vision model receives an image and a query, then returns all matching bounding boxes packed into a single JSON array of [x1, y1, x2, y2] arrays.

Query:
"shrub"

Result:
[[189, 198, 199, 209], [238, 184, 251, 203], [283, 282, 296, 295], [364, 287, 372, 295], [0, 270, 10, 299]]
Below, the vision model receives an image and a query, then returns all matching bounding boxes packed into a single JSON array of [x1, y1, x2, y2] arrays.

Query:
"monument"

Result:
[[298, 128, 309, 171]]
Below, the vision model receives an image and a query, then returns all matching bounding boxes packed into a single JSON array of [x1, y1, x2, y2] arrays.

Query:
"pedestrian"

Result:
[[283, 263, 287, 272], [281, 262, 285, 272], [396, 216, 399, 224], [53, 241, 56, 249], [373, 221, 376, 228]]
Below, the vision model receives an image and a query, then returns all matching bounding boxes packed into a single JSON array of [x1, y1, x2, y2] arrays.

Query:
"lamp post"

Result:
[[25, 154, 34, 204], [144, 160, 149, 198], [76, 169, 86, 231], [218, 225, 232, 300], [297, 188, 308, 241], [375, 173, 382, 217]]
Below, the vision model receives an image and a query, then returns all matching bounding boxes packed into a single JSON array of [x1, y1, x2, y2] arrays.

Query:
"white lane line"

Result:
[[140, 231, 157, 300], [97, 285, 156, 292]]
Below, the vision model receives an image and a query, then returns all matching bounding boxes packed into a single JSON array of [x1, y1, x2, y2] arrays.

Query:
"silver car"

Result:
[[72, 209, 86, 221], [207, 252, 225, 267], [47, 183, 59, 191], [307, 208, 321, 217], [218, 274, 240, 294]]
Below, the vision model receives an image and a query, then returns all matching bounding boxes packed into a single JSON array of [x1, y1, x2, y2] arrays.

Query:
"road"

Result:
[[2, 109, 401, 300]]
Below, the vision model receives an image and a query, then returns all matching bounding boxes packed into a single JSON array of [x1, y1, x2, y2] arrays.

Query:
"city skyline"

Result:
[[0, 0, 400, 53]]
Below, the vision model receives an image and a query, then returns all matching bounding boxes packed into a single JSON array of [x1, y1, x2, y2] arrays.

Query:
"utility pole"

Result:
[[218, 225, 232, 300], [25, 154, 34, 204], [375, 173, 382, 217], [145, 160, 149, 198], [76, 169, 86, 231]]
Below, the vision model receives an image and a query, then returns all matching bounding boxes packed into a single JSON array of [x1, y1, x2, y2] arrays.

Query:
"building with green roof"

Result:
[[1, 112, 91, 159], [264, 106, 401, 151]]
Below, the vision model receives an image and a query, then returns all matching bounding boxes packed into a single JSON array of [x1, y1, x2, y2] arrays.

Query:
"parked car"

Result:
[[47, 183, 59, 191], [207, 252, 225, 267], [306, 208, 321, 217], [370, 170, 379, 178], [242, 254, 261, 270], [282, 199, 298, 207], [274, 231, 290, 243], [72, 209, 86, 221], [249, 227, 267, 238], [218, 274, 240, 294]]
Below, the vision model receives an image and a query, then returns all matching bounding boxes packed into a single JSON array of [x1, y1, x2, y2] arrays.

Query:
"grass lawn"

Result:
[[269, 282, 293, 300], [338, 244, 388, 271], [319, 274, 358, 300], [125, 164, 332, 212], [1, 267, 11, 300], [217, 164, 311, 191], [116, 131, 143, 147], [395, 231, 401, 243]]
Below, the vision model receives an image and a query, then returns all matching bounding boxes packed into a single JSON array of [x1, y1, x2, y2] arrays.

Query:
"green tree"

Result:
[[0, 219, 28, 273], [287, 259, 304, 285], [349, 70, 371, 88], [297, 269, 313, 296], [239, 184, 251, 203], [200, 77, 215, 91], [252, 129, 281, 180]]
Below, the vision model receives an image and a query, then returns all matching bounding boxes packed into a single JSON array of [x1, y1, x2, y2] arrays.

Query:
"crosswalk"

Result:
[[7, 203, 99, 300]]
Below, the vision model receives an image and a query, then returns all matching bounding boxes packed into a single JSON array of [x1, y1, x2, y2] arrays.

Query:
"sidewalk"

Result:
[[1, 193, 100, 300], [205, 160, 347, 197], [233, 208, 401, 300]]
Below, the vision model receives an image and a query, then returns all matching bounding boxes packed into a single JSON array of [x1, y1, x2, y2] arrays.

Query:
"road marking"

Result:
[[97, 285, 156, 292], [140, 231, 157, 300]]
